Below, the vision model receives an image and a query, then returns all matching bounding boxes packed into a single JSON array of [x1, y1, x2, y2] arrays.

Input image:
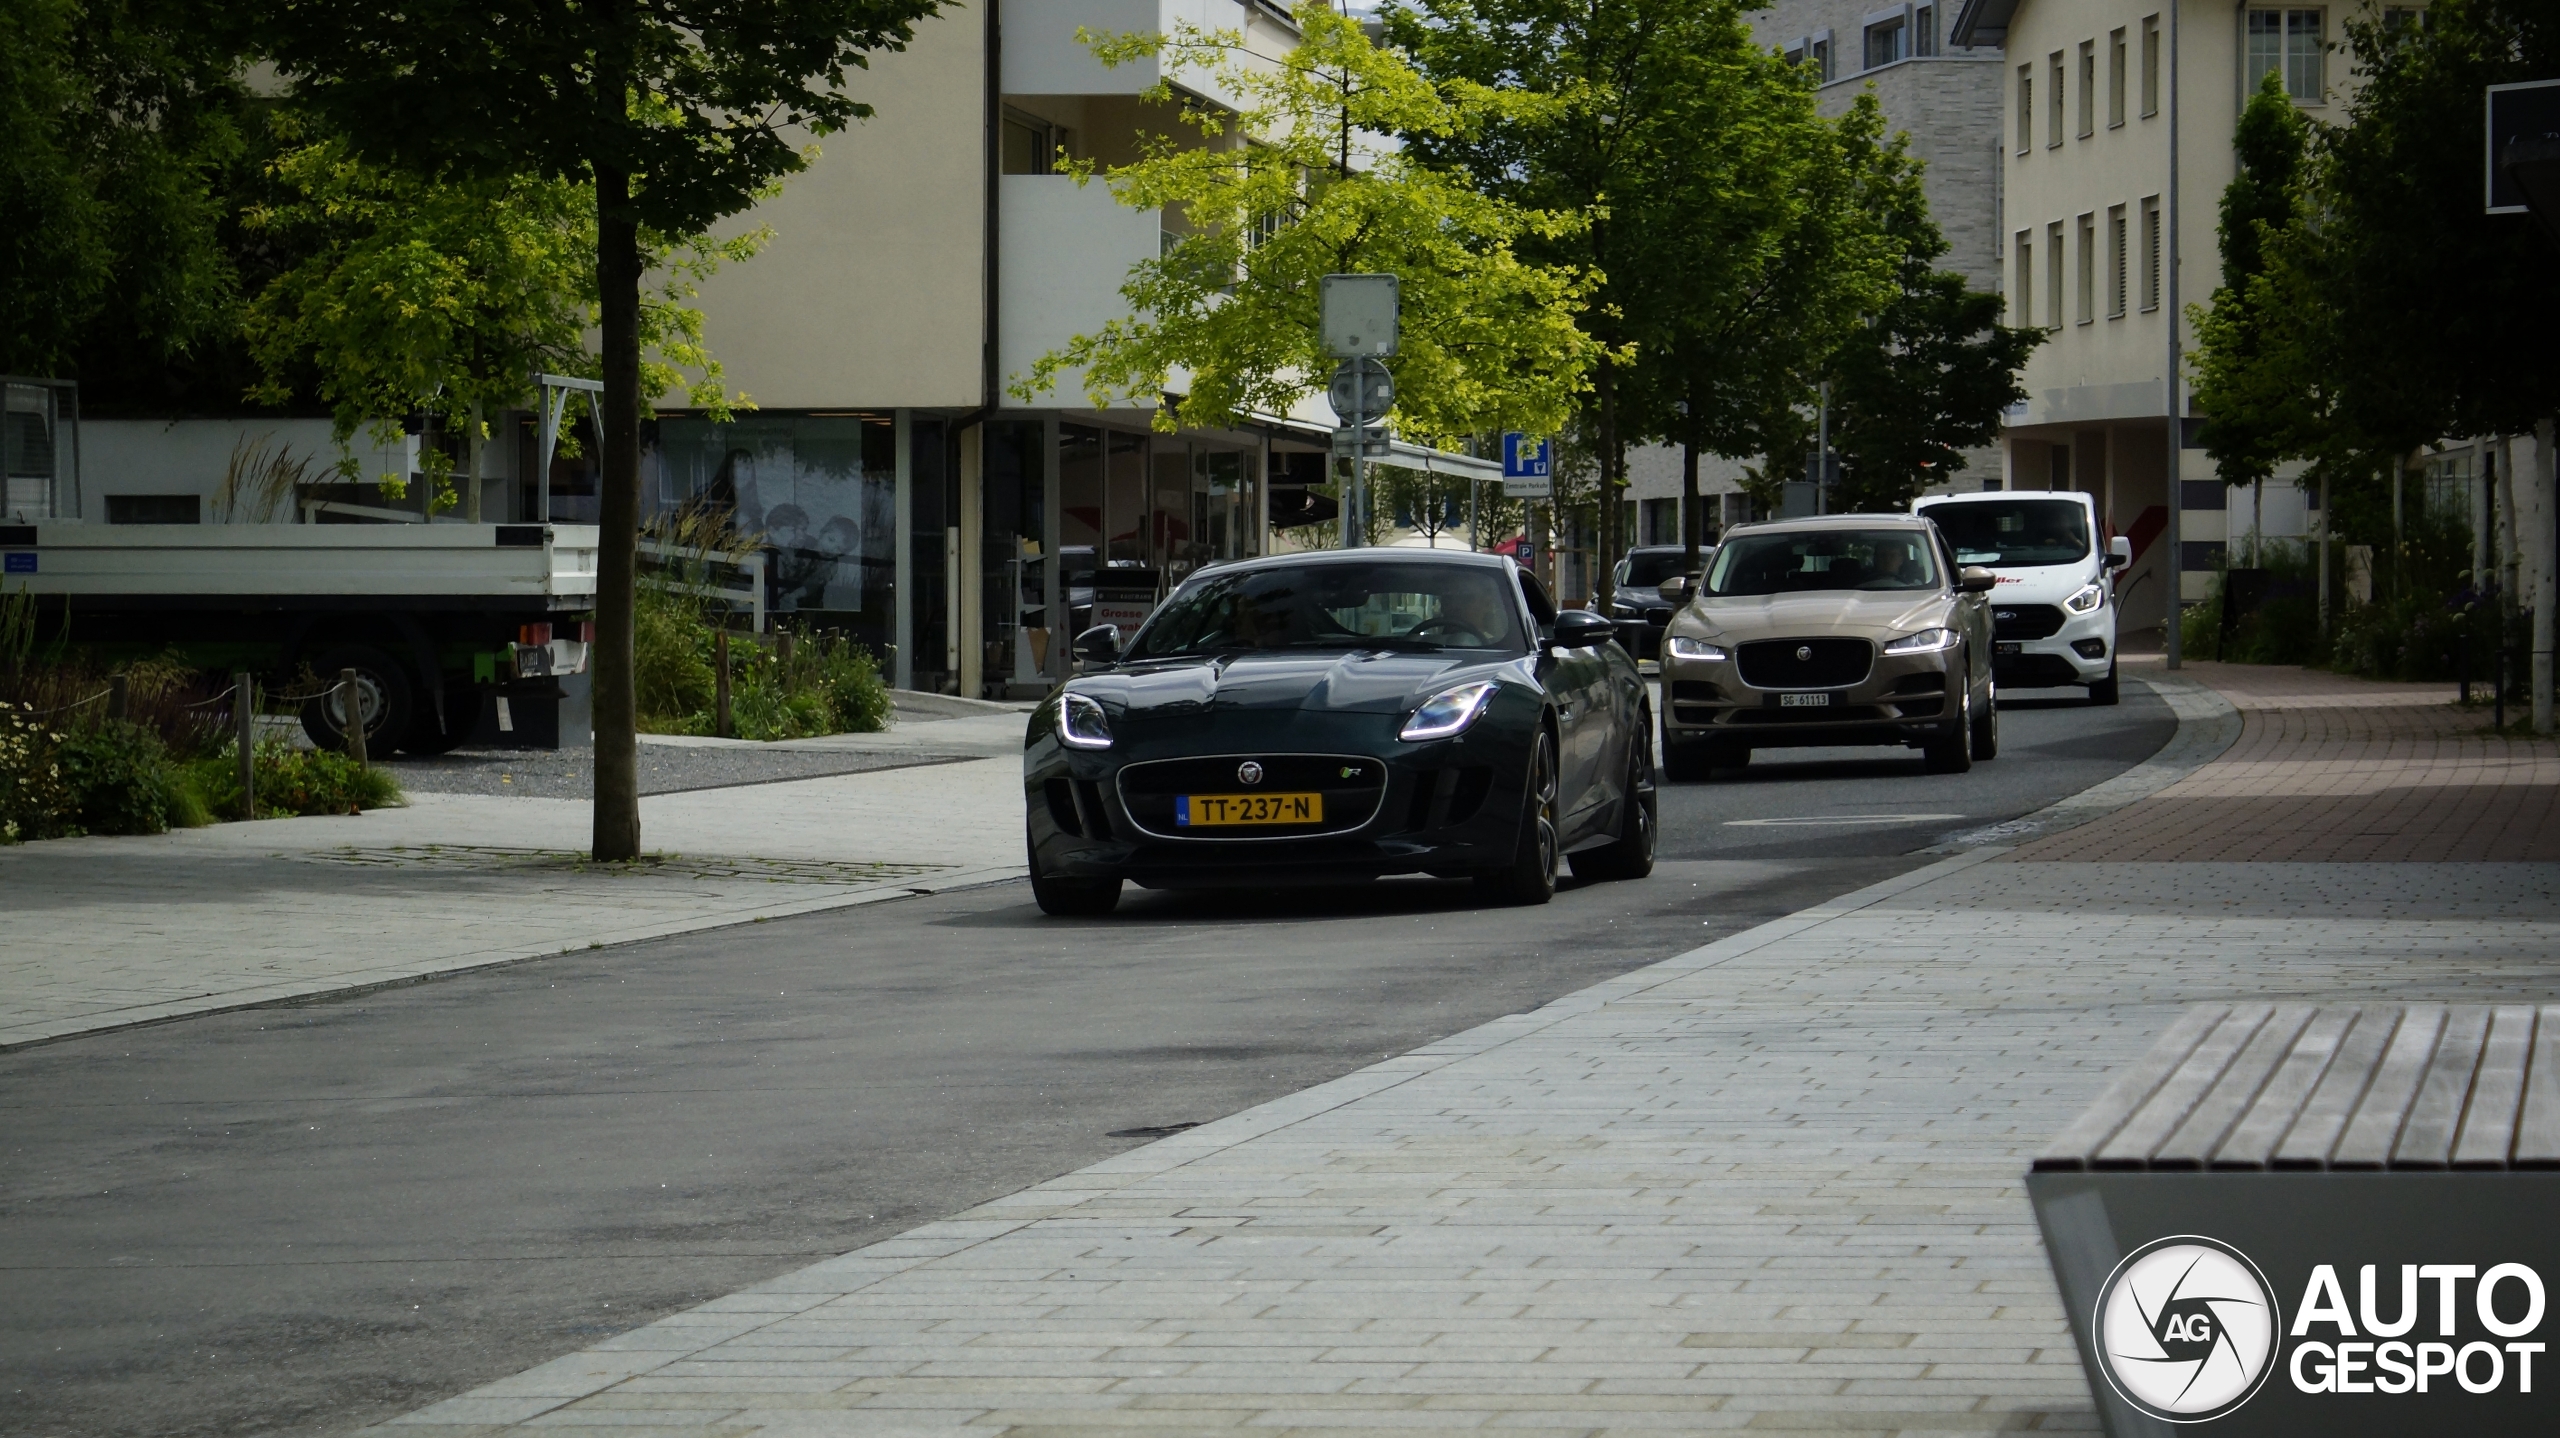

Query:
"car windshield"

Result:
[[1704, 530, 1940, 596], [1619, 551, 1700, 587], [1126, 560, 1527, 658], [1922, 499, 2091, 568]]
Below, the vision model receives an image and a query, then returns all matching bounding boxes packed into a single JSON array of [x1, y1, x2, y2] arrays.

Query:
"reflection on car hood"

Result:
[[1074, 649, 1518, 718], [1690, 589, 1951, 638]]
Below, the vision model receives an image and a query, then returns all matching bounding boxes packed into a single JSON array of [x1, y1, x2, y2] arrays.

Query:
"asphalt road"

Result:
[[0, 680, 2174, 1438]]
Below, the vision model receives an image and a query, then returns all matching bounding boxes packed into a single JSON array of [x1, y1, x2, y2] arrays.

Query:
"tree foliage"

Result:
[[1016, 4, 1600, 447]]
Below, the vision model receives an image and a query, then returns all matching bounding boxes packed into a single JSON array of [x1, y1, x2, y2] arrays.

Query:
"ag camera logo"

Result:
[[2094, 1236, 2281, 1422]]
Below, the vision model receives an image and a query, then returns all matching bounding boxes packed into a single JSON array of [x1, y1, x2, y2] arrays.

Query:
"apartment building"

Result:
[[1623, 0, 2007, 556], [1951, 0, 2367, 621]]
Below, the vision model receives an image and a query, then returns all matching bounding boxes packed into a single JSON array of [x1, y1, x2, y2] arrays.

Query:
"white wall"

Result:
[[998, 175, 1165, 410]]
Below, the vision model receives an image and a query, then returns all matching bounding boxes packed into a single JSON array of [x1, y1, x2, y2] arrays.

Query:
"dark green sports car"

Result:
[[1022, 548, 1657, 916]]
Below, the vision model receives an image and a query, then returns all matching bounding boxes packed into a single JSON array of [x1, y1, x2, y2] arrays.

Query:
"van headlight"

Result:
[[1667, 636, 1728, 662], [1055, 692, 1113, 750], [1882, 627, 1959, 654], [1400, 680, 1499, 741], [2065, 582, 2105, 614]]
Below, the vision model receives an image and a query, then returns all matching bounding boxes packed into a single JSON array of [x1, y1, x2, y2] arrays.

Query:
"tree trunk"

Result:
[[592, 169, 644, 861], [1681, 428, 1701, 574], [2534, 419, 2556, 735], [1594, 358, 1618, 612], [465, 400, 483, 524]]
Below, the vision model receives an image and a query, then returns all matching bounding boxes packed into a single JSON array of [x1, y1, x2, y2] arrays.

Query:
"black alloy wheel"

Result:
[[2089, 659, 2121, 706], [1028, 839, 1122, 917], [1477, 728, 1559, 906], [1971, 680, 2001, 760], [1923, 662, 1975, 774], [1570, 721, 1657, 882], [297, 644, 413, 754]]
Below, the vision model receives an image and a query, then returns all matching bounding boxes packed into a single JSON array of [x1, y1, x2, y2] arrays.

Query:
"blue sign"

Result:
[[1501, 432, 1552, 480], [3, 553, 33, 575]]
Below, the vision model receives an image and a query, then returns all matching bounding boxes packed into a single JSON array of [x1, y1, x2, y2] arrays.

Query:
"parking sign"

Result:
[[1501, 433, 1552, 499]]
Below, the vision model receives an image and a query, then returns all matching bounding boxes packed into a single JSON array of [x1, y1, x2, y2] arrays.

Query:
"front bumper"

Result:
[[1661, 640, 1961, 750], [1992, 601, 2114, 687], [1024, 720, 1531, 888]]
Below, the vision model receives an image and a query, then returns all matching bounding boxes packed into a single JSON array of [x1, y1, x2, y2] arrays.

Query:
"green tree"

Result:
[[1822, 129, 2041, 513], [1015, 5, 1598, 448], [241, 128, 756, 519], [260, 0, 943, 860], [2192, 72, 2318, 492]]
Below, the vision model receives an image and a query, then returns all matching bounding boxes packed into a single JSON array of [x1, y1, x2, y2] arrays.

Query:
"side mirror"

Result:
[[1656, 574, 1692, 603], [1958, 566, 1999, 594], [1552, 610, 1617, 649], [2108, 536, 2133, 569], [1073, 624, 1121, 662]]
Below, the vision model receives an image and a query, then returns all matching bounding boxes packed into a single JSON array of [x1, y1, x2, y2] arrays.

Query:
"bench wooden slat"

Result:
[[2393, 1006, 2492, 1168], [2332, 1005, 2449, 1168], [2452, 1006, 2538, 1169], [2214, 1006, 2359, 1169], [2033, 1006, 2228, 1171], [2155, 1004, 2316, 1169], [2508, 1007, 2560, 1168], [2095, 1005, 2273, 1168], [2274, 1006, 2406, 1169]]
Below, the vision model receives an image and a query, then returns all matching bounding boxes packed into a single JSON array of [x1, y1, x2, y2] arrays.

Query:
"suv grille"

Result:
[[1736, 638, 1872, 690], [1115, 754, 1386, 839], [1993, 604, 2066, 640]]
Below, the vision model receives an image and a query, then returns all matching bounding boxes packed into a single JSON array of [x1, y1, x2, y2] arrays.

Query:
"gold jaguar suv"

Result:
[[1655, 513, 1998, 781]]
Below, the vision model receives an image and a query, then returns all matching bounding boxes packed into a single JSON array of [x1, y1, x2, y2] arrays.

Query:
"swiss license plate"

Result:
[[1177, 792, 1323, 827], [1996, 641, 2023, 655], [1778, 692, 1830, 708]]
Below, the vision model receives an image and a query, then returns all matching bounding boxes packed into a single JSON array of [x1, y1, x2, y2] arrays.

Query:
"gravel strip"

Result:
[[376, 745, 975, 799]]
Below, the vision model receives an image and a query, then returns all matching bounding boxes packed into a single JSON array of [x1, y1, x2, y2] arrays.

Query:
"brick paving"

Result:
[[2011, 662, 2560, 863]]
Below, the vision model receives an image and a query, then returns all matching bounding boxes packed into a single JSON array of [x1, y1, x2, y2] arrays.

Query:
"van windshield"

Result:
[[1922, 500, 2091, 568]]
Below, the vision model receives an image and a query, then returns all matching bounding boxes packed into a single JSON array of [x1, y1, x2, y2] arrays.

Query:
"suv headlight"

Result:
[[1666, 636, 1728, 662], [1882, 627, 1959, 654], [2064, 582, 2105, 614], [1400, 679, 1498, 741], [1055, 691, 1113, 750]]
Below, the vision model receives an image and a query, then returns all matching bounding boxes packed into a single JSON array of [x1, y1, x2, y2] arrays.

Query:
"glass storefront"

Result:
[[655, 414, 899, 657]]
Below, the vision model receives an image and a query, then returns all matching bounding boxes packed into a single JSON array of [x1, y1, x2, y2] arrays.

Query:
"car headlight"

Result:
[[1054, 691, 1113, 750], [1666, 636, 1728, 662], [1399, 679, 1498, 742], [1881, 627, 1959, 654], [2065, 582, 2105, 614]]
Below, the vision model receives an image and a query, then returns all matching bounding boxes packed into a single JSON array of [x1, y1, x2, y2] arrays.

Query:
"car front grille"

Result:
[[1114, 753, 1388, 840], [1736, 638, 1872, 690], [1993, 604, 2066, 640]]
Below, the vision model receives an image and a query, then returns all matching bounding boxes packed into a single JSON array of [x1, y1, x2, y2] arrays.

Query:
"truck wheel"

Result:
[[299, 645, 413, 755], [399, 684, 483, 756]]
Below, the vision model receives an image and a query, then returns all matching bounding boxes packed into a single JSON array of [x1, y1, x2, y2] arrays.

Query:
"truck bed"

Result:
[[0, 522, 599, 610]]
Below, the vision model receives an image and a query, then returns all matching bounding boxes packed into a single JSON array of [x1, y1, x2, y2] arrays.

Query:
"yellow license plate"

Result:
[[1176, 792, 1324, 827]]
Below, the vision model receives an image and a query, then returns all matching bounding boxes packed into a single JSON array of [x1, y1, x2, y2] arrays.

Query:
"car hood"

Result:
[[1683, 589, 1954, 641], [1071, 648, 1521, 720]]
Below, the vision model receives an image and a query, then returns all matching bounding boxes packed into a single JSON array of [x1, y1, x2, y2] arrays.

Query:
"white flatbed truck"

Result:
[[0, 520, 598, 752]]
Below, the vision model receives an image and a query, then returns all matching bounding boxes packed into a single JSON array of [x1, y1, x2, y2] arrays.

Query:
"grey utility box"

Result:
[[2029, 1003, 2560, 1437]]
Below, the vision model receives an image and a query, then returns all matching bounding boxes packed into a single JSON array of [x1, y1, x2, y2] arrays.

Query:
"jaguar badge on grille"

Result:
[[1796, 645, 1812, 661], [1237, 761, 1264, 785]]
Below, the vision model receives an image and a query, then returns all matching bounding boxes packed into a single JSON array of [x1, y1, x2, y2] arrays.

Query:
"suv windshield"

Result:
[[1618, 550, 1702, 588], [1704, 530, 1940, 596], [1922, 499, 2091, 568], [1127, 560, 1527, 658]]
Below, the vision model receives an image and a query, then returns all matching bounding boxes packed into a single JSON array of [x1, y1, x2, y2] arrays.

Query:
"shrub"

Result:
[[634, 586, 890, 740], [187, 739, 404, 819], [57, 721, 207, 835], [0, 703, 72, 843]]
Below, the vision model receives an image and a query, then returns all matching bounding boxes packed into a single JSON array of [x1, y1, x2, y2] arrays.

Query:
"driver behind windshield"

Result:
[[1128, 562, 1528, 658], [1703, 530, 1941, 596]]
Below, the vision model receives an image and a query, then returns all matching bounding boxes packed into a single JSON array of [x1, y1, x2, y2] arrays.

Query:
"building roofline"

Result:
[[1949, 0, 2017, 49]]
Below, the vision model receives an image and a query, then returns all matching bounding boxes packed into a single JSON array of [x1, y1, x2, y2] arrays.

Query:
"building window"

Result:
[[2046, 220, 2065, 330], [2108, 205, 2129, 316], [1865, 15, 1907, 69], [2015, 232, 2035, 326], [2076, 213, 2096, 324], [2078, 41, 2096, 136], [2141, 15, 2160, 116], [2109, 28, 2128, 126], [2048, 52, 2065, 146], [1000, 109, 1073, 175], [1810, 32, 1834, 81], [2248, 8, 2325, 101], [2018, 66, 2035, 150], [1916, 5, 1938, 55], [2140, 196, 2161, 310]]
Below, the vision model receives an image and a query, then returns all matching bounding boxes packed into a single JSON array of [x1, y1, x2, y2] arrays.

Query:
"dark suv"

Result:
[[1609, 545, 1713, 663]]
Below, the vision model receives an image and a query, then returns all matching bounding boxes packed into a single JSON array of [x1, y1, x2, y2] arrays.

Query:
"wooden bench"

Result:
[[2028, 1004, 2560, 1435]]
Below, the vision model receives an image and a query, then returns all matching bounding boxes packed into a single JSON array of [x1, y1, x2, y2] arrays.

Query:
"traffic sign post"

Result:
[[1322, 297, 1399, 545], [1500, 432, 1553, 499]]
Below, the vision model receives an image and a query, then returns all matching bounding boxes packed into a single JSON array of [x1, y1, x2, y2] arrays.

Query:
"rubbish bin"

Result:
[[2029, 1003, 2560, 1436]]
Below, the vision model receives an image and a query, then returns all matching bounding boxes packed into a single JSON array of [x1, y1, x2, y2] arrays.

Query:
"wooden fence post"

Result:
[[714, 629, 732, 739], [107, 673, 128, 722], [340, 668, 368, 769], [233, 671, 256, 821]]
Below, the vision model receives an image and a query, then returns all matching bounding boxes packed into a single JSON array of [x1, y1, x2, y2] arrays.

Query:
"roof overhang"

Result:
[[1244, 411, 1504, 484], [1949, 0, 2019, 49]]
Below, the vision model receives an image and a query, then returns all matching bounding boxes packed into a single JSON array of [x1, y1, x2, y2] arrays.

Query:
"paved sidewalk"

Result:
[[0, 755, 1024, 1050]]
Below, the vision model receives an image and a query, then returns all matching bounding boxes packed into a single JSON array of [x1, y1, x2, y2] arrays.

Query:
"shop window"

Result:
[[655, 413, 900, 657]]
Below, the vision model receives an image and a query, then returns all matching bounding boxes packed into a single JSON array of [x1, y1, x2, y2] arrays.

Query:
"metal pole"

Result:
[[1816, 383, 1831, 516], [233, 672, 256, 821], [2162, 0, 2184, 669]]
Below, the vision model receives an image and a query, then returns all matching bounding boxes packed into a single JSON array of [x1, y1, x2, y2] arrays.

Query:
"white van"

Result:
[[1913, 490, 2132, 705]]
